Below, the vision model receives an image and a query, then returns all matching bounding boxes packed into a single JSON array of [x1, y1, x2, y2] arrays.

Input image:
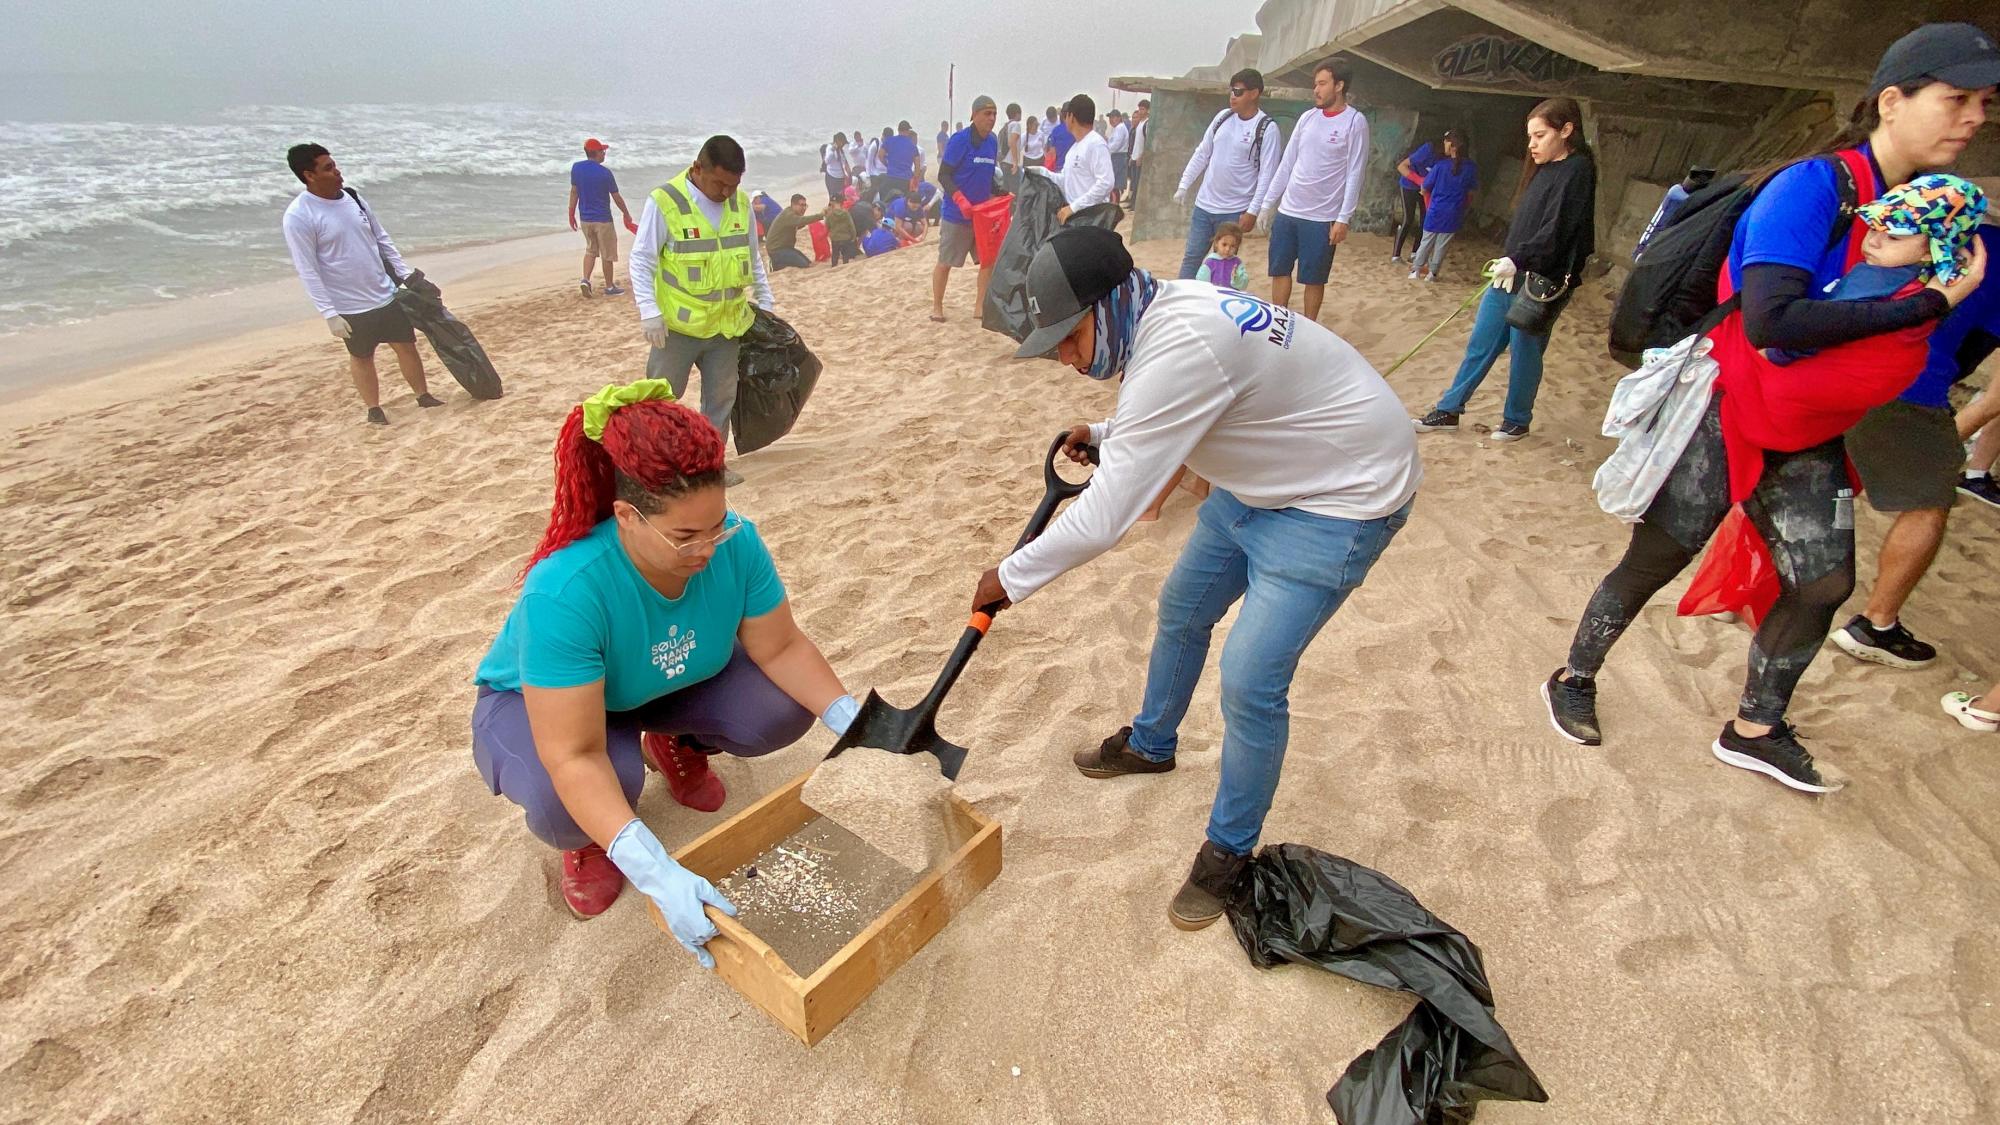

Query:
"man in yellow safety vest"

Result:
[[632, 135, 775, 484]]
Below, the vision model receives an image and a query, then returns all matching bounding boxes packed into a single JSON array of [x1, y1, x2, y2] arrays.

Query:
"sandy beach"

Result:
[[4, 228, 1999, 1123]]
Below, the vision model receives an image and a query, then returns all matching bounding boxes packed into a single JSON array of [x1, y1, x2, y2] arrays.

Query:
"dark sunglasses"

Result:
[[1229, 86, 1250, 96]]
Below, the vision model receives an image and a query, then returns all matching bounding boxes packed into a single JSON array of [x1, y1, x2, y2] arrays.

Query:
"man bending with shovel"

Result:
[[972, 226, 1422, 930]]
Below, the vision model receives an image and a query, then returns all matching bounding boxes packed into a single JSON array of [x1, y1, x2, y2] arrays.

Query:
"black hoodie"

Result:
[[1504, 152, 1596, 284]]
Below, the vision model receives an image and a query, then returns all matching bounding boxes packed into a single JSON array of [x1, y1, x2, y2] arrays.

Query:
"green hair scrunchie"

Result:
[[580, 379, 678, 442]]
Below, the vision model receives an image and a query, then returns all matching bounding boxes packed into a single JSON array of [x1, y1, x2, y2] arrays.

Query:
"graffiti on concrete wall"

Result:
[[1434, 34, 1587, 90]]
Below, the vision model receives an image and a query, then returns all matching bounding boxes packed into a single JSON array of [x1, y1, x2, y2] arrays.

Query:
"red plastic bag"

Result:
[[809, 220, 831, 262], [1677, 506, 1779, 629], [968, 193, 1014, 266]]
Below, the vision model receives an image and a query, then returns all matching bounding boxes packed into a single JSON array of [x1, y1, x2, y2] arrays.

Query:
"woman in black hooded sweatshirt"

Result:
[[1415, 97, 1596, 441]]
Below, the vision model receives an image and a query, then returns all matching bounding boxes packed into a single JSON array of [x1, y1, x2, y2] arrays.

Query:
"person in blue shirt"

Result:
[[1633, 166, 1717, 260], [1048, 100, 1078, 172], [471, 381, 860, 957], [1835, 221, 2000, 668], [568, 138, 637, 297], [931, 95, 1000, 322], [1390, 135, 1439, 262], [1408, 129, 1477, 281], [879, 121, 921, 210]]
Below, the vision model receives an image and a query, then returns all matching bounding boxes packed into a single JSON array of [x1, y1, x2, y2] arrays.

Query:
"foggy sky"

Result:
[[3, 0, 1262, 122]]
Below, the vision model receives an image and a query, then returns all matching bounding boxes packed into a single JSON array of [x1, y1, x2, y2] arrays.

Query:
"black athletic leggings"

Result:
[[1393, 185, 1426, 257], [1566, 396, 1855, 726]]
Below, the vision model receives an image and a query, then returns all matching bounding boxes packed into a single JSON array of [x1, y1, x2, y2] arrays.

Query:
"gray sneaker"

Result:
[[1169, 841, 1249, 931]]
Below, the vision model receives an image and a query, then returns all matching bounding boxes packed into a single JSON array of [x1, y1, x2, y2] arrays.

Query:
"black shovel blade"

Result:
[[825, 689, 969, 780]]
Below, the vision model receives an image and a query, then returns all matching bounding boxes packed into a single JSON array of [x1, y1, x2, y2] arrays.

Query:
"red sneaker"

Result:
[[561, 843, 624, 919], [643, 732, 726, 812]]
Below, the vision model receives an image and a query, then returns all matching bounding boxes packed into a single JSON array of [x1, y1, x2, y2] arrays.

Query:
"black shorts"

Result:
[[1847, 401, 1965, 512], [343, 301, 416, 358]]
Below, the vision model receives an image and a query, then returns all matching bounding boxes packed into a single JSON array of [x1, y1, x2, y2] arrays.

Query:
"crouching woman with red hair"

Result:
[[470, 380, 858, 965]]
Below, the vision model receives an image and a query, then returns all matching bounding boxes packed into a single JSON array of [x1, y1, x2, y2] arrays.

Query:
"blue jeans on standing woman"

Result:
[[1125, 489, 1413, 855], [1178, 205, 1241, 280], [1433, 285, 1553, 428]]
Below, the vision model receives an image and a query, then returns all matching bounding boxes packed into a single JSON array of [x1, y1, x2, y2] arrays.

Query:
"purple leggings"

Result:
[[471, 645, 814, 850]]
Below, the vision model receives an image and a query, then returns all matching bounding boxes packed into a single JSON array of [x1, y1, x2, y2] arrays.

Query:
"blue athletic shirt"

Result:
[[1726, 144, 1883, 295], [862, 225, 898, 255], [882, 134, 920, 180], [1421, 158, 1479, 234], [940, 127, 999, 224], [1049, 124, 1075, 171], [475, 516, 786, 712], [570, 160, 619, 223], [1904, 225, 2000, 408], [1401, 142, 1437, 189]]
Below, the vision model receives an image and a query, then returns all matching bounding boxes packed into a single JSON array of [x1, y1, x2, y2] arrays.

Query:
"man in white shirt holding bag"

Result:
[[282, 143, 441, 426], [1261, 58, 1370, 323], [971, 226, 1420, 932], [1173, 69, 1284, 280], [1056, 94, 1116, 221]]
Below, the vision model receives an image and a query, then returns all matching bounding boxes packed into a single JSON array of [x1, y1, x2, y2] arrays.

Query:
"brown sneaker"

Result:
[[1168, 841, 1249, 931], [1073, 725, 1176, 778]]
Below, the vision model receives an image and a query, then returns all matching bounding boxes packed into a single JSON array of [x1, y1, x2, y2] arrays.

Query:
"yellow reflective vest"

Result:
[[649, 172, 756, 339]]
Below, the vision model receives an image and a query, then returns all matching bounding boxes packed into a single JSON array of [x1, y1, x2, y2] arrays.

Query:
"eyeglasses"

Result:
[[1229, 87, 1250, 97], [637, 509, 742, 557]]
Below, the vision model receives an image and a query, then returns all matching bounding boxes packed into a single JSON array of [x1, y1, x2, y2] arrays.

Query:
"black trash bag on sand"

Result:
[[732, 308, 822, 455], [391, 269, 504, 400], [1226, 844, 1548, 1125], [981, 169, 1123, 347]]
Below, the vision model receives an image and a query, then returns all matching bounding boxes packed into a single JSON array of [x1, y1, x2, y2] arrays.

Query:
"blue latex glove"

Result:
[[607, 819, 736, 969], [821, 693, 860, 735]]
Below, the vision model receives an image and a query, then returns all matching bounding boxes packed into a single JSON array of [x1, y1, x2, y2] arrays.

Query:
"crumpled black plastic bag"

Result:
[[391, 269, 504, 400], [981, 169, 1124, 346], [732, 307, 822, 455], [1226, 844, 1548, 1125]]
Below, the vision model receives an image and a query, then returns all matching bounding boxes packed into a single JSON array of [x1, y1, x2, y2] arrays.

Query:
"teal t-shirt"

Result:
[[474, 516, 786, 712]]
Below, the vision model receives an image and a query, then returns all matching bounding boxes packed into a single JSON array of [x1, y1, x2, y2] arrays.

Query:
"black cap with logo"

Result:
[[1013, 227, 1134, 359], [1869, 22, 2000, 96]]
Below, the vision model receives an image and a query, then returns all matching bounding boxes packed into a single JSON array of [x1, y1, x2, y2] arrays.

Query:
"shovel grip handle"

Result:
[[969, 610, 995, 635]]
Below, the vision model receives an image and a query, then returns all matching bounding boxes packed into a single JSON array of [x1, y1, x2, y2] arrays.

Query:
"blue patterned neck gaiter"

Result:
[[1087, 268, 1160, 380]]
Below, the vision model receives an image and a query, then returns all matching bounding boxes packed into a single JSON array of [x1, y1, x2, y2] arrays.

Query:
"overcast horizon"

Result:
[[3, 0, 1262, 123]]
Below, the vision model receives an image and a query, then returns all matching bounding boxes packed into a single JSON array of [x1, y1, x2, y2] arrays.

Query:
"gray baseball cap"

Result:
[[971, 95, 997, 114], [1014, 226, 1134, 359]]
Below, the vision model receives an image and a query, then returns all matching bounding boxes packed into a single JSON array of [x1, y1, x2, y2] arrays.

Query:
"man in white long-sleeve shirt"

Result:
[[1106, 109, 1131, 201], [282, 143, 439, 426], [1174, 68, 1284, 280], [1056, 94, 1115, 219], [972, 227, 1420, 931], [1263, 59, 1371, 322], [1125, 100, 1150, 206], [631, 135, 774, 484]]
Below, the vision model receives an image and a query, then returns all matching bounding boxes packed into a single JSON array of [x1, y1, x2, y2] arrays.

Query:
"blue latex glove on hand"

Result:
[[607, 818, 736, 969], [821, 694, 860, 735]]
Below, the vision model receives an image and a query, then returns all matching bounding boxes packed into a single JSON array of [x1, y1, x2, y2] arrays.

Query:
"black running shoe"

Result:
[[1413, 409, 1459, 432], [416, 392, 444, 408], [1491, 422, 1530, 442], [1541, 669, 1601, 746], [366, 406, 389, 426], [1829, 615, 1937, 669], [1958, 474, 2000, 511], [1711, 721, 1841, 793]]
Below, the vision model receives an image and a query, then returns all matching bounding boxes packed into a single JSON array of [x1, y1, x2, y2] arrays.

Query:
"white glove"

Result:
[[641, 315, 668, 349], [1173, 188, 1189, 205], [1489, 257, 1519, 292], [326, 315, 352, 340]]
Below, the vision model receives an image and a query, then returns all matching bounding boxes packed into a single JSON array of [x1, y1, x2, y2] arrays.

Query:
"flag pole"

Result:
[[948, 63, 956, 131]]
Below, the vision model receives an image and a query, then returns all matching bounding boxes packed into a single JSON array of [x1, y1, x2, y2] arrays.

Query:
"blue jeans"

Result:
[[1434, 286, 1551, 427], [1178, 205, 1239, 280], [1127, 490, 1413, 855]]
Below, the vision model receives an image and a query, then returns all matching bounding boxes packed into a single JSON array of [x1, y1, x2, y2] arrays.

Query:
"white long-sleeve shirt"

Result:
[[1130, 119, 1148, 162], [1108, 122, 1131, 155], [1060, 130, 1116, 211], [998, 281, 1422, 602], [845, 142, 869, 180], [630, 182, 774, 324], [1265, 105, 1371, 223], [281, 189, 409, 318], [1177, 109, 1284, 216]]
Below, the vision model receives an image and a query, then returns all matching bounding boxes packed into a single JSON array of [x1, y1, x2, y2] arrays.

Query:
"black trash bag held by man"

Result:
[[391, 269, 505, 400], [1227, 843, 1549, 1125], [732, 308, 822, 455], [981, 169, 1122, 344]]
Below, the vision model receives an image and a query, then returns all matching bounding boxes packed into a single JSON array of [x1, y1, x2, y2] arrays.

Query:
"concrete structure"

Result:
[[1118, 0, 1998, 268]]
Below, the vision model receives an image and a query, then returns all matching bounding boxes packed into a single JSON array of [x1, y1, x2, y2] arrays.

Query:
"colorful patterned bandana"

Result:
[[1854, 173, 1988, 284], [1088, 267, 1160, 381]]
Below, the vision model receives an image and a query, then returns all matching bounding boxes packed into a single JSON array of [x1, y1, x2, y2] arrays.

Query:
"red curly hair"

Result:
[[520, 399, 727, 578]]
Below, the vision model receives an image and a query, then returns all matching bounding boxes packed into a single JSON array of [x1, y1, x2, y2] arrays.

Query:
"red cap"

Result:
[[583, 138, 608, 152]]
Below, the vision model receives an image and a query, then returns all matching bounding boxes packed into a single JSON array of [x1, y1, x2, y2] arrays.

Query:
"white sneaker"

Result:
[[1941, 692, 2000, 732], [1426, 274, 1439, 283], [1408, 270, 1420, 280]]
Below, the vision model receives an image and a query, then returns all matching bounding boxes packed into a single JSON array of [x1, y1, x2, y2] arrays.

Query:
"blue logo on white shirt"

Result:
[[1218, 291, 1295, 349]]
